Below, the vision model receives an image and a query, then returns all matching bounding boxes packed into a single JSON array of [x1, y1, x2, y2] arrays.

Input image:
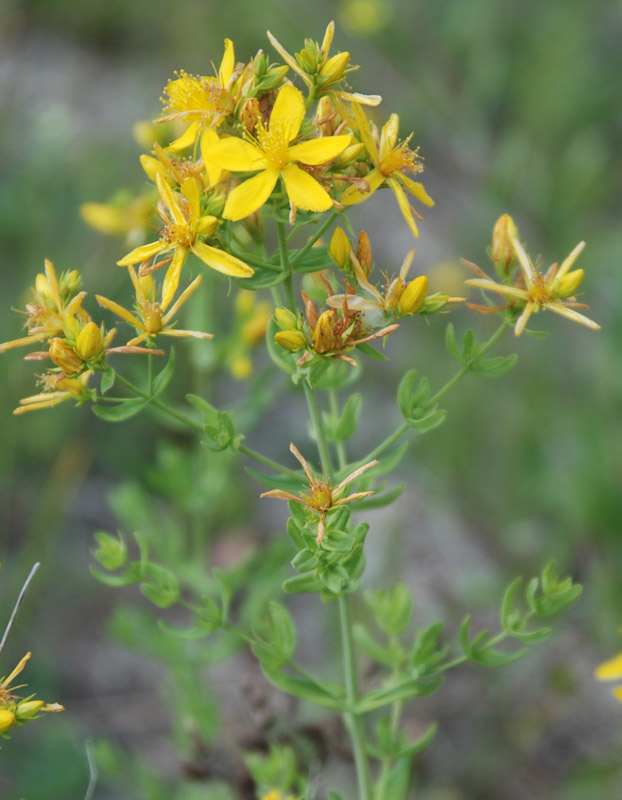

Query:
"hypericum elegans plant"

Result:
[[1, 20, 599, 800]]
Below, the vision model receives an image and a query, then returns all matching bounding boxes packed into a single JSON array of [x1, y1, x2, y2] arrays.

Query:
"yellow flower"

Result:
[[327, 240, 429, 322], [117, 174, 253, 307], [203, 84, 351, 221], [261, 443, 377, 543], [595, 652, 622, 702], [14, 371, 93, 415], [465, 237, 600, 337], [341, 104, 434, 237], [80, 191, 156, 247], [96, 267, 213, 347], [0, 652, 64, 732], [155, 39, 237, 150], [0, 260, 87, 354]]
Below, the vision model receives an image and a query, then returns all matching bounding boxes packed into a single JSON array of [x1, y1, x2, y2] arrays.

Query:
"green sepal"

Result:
[[92, 398, 147, 421], [151, 347, 175, 396]]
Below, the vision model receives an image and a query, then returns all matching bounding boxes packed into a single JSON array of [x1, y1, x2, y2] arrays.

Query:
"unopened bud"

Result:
[[491, 214, 519, 278], [335, 142, 365, 168], [274, 307, 298, 330], [75, 322, 103, 361], [356, 231, 372, 275], [275, 330, 307, 352], [399, 275, 429, 314], [0, 709, 15, 733], [556, 268, 584, 299], [317, 96, 336, 136], [329, 227, 350, 267], [49, 338, 84, 373], [319, 51, 350, 85], [297, 41, 318, 74], [311, 311, 337, 353], [61, 270, 82, 297], [16, 700, 44, 720], [240, 97, 260, 134]]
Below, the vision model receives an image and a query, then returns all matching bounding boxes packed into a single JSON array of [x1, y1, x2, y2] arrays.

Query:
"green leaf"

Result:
[[353, 625, 395, 666], [213, 568, 232, 621], [265, 316, 299, 374], [92, 530, 127, 570], [231, 264, 288, 290], [321, 529, 354, 553], [140, 563, 179, 608], [363, 442, 409, 479], [462, 329, 476, 360], [92, 398, 147, 421], [100, 367, 115, 394], [282, 573, 324, 594], [500, 576, 523, 629], [469, 353, 517, 377], [342, 544, 366, 580], [262, 668, 347, 711], [333, 393, 362, 441], [445, 323, 461, 361], [397, 721, 438, 758], [506, 625, 551, 643], [186, 394, 219, 426], [366, 583, 413, 637], [251, 601, 296, 669], [286, 517, 307, 551], [382, 758, 411, 800], [291, 548, 318, 572], [351, 483, 404, 511], [151, 347, 175, 396], [89, 564, 140, 587], [157, 620, 212, 640], [245, 466, 305, 492], [356, 341, 388, 360], [397, 369, 417, 418], [290, 244, 332, 272], [357, 676, 444, 711], [404, 408, 447, 433]]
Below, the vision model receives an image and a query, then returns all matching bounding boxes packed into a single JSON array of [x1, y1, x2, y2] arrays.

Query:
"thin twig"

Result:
[[0, 562, 40, 657], [84, 738, 98, 800]]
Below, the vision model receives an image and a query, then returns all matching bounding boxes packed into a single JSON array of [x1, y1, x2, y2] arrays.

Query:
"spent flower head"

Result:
[[0, 652, 63, 736]]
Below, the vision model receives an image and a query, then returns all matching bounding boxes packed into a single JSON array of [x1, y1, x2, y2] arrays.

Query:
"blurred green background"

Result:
[[1, 0, 621, 797]]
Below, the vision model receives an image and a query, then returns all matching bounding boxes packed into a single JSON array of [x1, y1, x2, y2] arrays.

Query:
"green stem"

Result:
[[237, 444, 301, 481], [289, 209, 342, 267], [147, 351, 154, 396], [303, 381, 334, 476], [375, 646, 405, 800], [340, 594, 373, 800], [277, 219, 296, 312], [329, 389, 348, 470]]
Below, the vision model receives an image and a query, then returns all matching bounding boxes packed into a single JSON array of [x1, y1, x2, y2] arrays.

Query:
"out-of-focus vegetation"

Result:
[[0, 0, 620, 798]]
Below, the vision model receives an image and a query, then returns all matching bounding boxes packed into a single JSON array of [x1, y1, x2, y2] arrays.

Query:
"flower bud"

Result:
[[317, 96, 336, 136], [335, 142, 365, 168], [275, 330, 307, 352], [240, 97, 260, 134], [399, 275, 429, 314], [0, 709, 16, 734], [311, 311, 337, 353], [297, 41, 318, 74], [319, 51, 350, 85], [556, 269, 584, 299], [49, 338, 84, 373], [491, 214, 519, 278], [321, 20, 335, 55], [356, 231, 372, 275], [75, 322, 103, 361], [61, 270, 82, 297], [274, 307, 299, 330], [16, 700, 44, 720], [329, 227, 350, 268]]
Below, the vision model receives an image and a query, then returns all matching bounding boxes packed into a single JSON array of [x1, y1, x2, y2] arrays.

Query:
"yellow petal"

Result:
[[44, 259, 63, 312], [162, 275, 202, 324], [379, 114, 399, 161], [191, 242, 254, 278], [181, 177, 201, 221], [339, 91, 382, 106], [167, 120, 199, 152], [161, 247, 188, 311], [514, 301, 537, 337], [223, 168, 279, 220], [203, 136, 265, 172], [270, 84, 305, 144], [95, 295, 144, 329], [544, 301, 601, 331], [200, 128, 224, 186], [140, 154, 168, 182], [117, 240, 163, 266], [340, 169, 384, 205], [351, 102, 380, 165], [0, 333, 48, 353], [287, 134, 351, 166], [157, 174, 186, 226], [389, 177, 419, 238], [161, 328, 213, 339], [281, 164, 332, 212], [595, 653, 622, 682], [219, 38, 235, 86], [266, 30, 311, 87], [396, 172, 435, 207]]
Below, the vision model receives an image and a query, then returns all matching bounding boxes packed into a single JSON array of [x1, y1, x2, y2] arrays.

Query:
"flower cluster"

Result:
[[0, 652, 63, 737]]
